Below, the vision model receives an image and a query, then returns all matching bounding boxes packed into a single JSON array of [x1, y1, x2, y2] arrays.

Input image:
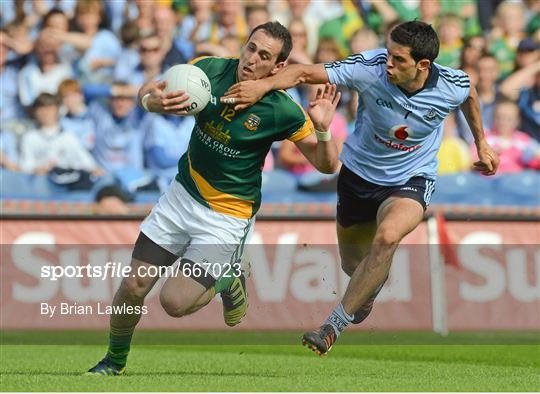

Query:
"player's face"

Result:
[[385, 38, 428, 86], [238, 30, 285, 82]]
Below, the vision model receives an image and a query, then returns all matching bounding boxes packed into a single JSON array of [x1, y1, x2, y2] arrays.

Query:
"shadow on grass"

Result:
[[2, 370, 280, 378]]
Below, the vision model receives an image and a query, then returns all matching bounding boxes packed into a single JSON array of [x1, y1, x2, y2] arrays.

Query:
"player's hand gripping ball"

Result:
[[163, 64, 211, 115]]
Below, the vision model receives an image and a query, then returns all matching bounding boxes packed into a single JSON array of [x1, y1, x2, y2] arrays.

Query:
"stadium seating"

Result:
[[430, 173, 497, 206], [1, 170, 538, 207], [492, 171, 540, 206]]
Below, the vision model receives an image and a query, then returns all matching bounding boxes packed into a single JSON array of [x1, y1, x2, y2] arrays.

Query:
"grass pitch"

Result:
[[1, 331, 539, 391]]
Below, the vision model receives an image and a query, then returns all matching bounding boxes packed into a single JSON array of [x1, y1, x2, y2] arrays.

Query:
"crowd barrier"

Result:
[[1, 217, 538, 331]]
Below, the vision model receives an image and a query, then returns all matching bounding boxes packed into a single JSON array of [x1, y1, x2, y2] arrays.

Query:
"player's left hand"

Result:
[[474, 140, 499, 176], [307, 83, 341, 132], [145, 80, 192, 115]]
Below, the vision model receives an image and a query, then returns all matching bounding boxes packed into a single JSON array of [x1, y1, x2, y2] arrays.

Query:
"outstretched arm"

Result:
[[221, 64, 329, 110], [460, 87, 499, 176]]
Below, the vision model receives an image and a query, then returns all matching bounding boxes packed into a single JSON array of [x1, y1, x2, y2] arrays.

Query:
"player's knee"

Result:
[[374, 226, 401, 248], [120, 275, 151, 300], [159, 294, 189, 318]]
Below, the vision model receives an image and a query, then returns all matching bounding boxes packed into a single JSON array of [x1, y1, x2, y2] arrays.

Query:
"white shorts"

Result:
[[140, 180, 254, 279]]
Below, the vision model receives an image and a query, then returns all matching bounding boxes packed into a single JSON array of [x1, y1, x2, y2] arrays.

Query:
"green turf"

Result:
[[1, 331, 539, 392]]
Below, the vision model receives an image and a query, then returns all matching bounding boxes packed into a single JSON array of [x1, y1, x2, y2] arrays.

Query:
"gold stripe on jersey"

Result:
[[188, 152, 254, 219], [275, 90, 315, 142], [188, 55, 239, 65], [288, 116, 315, 142], [188, 55, 214, 65]]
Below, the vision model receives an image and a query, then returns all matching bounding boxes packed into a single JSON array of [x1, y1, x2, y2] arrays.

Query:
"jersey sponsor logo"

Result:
[[203, 120, 231, 144], [388, 124, 412, 141], [243, 113, 261, 131], [422, 108, 439, 122], [374, 133, 421, 153], [376, 98, 393, 109], [195, 125, 240, 158]]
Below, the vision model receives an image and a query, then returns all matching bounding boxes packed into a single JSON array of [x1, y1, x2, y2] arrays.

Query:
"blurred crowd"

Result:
[[0, 0, 539, 207]]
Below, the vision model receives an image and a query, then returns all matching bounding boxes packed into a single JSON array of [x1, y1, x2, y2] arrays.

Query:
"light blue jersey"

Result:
[[325, 49, 470, 186]]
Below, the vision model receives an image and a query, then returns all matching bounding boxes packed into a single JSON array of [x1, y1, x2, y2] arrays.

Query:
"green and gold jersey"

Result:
[[175, 56, 314, 219]]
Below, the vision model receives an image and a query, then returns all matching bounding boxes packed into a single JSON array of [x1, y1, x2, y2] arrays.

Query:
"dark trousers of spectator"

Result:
[[478, 0, 505, 32]]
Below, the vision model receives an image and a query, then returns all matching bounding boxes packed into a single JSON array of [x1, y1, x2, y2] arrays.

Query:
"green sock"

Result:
[[213, 274, 236, 294], [106, 328, 134, 367]]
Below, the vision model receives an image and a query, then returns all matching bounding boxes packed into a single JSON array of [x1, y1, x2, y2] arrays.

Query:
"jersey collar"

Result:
[[397, 65, 439, 98]]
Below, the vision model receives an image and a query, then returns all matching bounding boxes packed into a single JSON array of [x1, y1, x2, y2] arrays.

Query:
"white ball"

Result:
[[162, 64, 211, 115]]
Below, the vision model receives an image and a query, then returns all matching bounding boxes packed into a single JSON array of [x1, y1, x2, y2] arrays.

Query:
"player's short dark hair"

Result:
[[248, 21, 292, 63], [390, 21, 439, 63]]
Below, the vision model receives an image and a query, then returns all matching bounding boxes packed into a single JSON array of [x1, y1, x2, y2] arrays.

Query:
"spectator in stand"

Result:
[[437, 112, 472, 174], [220, 34, 241, 56], [273, 0, 321, 56], [309, 37, 343, 100], [178, 0, 213, 47], [474, 100, 540, 173], [459, 35, 487, 69], [133, 0, 155, 36], [456, 54, 501, 144], [102, 0, 133, 34], [475, 54, 501, 129], [2, 0, 76, 36], [153, 5, 187, 71], [114, 20, 141, 89], [19, 93, 99, 177], [524, 0, 540, 36], [419, 0, 441, 27], [115, 33, 166, 88], [41, 8, 79, 65], [435, 13, 464, 68], [441, 0, 481, 37], [477, 0, 505, 33], [349, 27, 379, 55], [318, 0, 363, 57], [246, 5, 270, 33], [488, 1, 527, 80], [18, 30, 73, 108], [143, 113, 195, 191], [500, 54, 540, 141], [515, 37, 540, 71], [287, 18, 313, 108], [0, 29, 24, 125], [0, 128, 19, 172], [2, 19, 33, 64], [288, 18, 313, 65], [94, 185, 130, 215], [73, 0, 122, 84], [58, 79, 95, 151], [193, 0, 247, 46], [89, 83, 148, 186]]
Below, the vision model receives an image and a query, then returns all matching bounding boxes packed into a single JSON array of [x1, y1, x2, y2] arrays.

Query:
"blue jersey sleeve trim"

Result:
[[325, 53, 387, 69]]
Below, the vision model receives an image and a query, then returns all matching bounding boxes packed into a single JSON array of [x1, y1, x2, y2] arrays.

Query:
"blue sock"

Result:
[[325, 303, 353, 337]]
